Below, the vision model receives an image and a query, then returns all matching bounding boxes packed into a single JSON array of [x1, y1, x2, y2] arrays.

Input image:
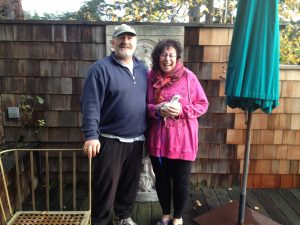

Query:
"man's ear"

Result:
[[110, 39, 115, 52]]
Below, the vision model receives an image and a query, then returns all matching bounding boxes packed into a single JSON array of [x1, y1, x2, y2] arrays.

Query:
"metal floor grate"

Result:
[[12, 213, 85, 225]]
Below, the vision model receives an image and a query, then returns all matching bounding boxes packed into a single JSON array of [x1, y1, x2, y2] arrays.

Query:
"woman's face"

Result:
[[159, 46, 177, 73]]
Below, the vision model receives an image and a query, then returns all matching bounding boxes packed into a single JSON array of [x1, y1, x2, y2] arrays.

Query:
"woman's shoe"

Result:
[[156, 220, 170, 225], [170, 220, 183, 225]]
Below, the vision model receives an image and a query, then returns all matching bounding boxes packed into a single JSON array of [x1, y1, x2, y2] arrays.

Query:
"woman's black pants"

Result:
[[150, 156, 192, 219]]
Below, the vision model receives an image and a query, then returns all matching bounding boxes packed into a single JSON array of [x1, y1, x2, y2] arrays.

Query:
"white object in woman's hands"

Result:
[[161, 95, 181, 121]]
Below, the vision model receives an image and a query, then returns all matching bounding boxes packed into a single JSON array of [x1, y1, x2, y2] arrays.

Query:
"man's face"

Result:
[[111, 33, 137, 60]]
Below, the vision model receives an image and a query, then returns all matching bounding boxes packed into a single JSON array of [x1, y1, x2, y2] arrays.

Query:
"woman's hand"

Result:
[[166, 104, 181, 117], [159, 105, 170, 118], [160, 103, 181, 118]]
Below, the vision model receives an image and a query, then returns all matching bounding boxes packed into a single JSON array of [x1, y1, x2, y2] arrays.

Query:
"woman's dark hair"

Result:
[[151, 39, 182, 72]]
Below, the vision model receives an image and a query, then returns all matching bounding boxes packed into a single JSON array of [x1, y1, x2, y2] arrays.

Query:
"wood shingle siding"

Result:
[[184, 27, 300, 188], [0, 21, 299, 188], [0, 22, 104, 150]]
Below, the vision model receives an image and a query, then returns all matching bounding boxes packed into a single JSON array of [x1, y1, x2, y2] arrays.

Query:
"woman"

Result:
[[147, 39, 209, 225]]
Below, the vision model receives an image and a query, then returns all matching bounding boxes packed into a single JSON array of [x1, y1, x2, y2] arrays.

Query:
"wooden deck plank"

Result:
[[189, 190, 209, 216], [214, 187, 232, 205], [75, 183, 89, 211], [290, 189, 300, 201], [226, 187, 270, 218], [29, 184, 46, 210], [245, 189, 270, 217], [62, 183, 76, 210], [151, 202, 162, 225], [253, 189, 292, 225], [227, 186, 240, 201], [79, 196, 89, 211], [132, 203, 138, 222], [266, 189, 300, 225], [201, 187, 221, 210], [136, 202, 152, 225], [278, 189, 300, 216], [182, 194, 196, 225]]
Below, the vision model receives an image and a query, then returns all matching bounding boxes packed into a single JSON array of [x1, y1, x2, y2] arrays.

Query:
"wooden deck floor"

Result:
[[22, 185, 300, 225], [132, 187, 300, 225]]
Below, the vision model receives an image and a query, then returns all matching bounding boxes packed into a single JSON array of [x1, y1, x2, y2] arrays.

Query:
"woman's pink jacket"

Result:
[[147, 68, 209, 161]]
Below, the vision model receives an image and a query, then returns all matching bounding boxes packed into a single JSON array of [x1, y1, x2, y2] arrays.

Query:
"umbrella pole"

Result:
[[238, 111, 253, 225]]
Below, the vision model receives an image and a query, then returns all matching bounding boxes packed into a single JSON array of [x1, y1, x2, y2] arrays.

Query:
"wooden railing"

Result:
[[0, 149, 91, 225]]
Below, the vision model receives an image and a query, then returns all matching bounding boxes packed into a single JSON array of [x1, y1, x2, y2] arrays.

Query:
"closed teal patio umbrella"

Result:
[[226, 0, 280, 224], [194, 0, 280, 224], [226, 0, 280, 113]]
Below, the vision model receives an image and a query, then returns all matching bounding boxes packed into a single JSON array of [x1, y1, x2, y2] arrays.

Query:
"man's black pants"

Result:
[[92, 136, 143, 225]]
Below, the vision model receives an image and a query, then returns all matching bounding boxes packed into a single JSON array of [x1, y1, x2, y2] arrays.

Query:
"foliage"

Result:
[[19, 95, 46, 143], [278, 0, 300, 65], [59, 0, 238, 23], [22, 0, 300, 65], [56, 0, 185, 22], [24, 11, 60, 20], [23, 0, 239, 23], [280, 22, 300, 65], [278, 0, 300, 22]]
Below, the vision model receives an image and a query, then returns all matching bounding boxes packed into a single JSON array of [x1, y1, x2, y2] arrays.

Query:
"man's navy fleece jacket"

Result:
[[80, 54, 147, 141]]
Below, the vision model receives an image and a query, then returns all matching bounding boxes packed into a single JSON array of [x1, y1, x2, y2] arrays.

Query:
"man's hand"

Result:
[[83, 139, 101, 158]]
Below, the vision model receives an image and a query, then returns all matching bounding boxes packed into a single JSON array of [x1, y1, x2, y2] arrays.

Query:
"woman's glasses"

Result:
[[160, 54, 177, 59]]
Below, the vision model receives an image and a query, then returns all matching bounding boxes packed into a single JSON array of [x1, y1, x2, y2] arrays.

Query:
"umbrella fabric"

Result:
[[225, 0, 280, 113]]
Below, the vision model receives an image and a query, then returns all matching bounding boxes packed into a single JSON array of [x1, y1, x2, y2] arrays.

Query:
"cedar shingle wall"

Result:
[[0, 96, 3, 142], [185, 27, 239, 187], [0, 22, 105, 148], [0, 22, 299, 188], [184, 27, 300, 188]]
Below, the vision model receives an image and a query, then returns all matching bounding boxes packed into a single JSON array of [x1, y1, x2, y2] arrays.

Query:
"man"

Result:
[[80, 24, 147, 225]]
